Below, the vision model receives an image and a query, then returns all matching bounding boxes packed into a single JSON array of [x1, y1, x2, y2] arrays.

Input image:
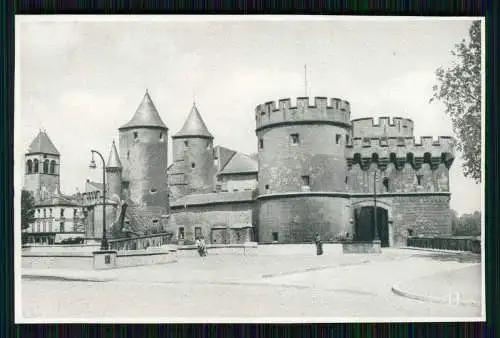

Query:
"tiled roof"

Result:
[[220, 152, 258, 174], [214, 145, 236, 172], [106, 140, 122, 168], [27, 130, 60, 155], [173, 104, 213, 139], [86, 180, 104, 192], [119, 91, 168, 130]]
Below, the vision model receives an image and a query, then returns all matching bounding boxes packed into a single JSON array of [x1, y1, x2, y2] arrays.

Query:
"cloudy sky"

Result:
[[15, 16, 482, 215]]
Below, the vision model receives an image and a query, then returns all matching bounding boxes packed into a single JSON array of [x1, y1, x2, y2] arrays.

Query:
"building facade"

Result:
[[23, 93, 455, 248]]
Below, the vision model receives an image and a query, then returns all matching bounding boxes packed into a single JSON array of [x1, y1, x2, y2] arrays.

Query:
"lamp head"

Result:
[[89, 159, 97, 169]]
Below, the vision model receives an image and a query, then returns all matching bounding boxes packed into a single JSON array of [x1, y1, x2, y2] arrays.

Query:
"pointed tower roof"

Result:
[[26, 130, 60, 156], [119, 90, 168, 130], [173, 104, 213, 139], [106, 140, 122, 168]]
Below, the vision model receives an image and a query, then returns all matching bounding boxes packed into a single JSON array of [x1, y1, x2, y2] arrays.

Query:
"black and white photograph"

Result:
[[15, 16, 484, 322]]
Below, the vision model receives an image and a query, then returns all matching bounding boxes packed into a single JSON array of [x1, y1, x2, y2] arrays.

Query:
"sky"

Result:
[[15, 16, 483, 215]]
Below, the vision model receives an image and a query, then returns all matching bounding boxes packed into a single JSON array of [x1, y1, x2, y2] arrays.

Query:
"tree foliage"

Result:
[[451, 209, 481, 236], [430, 20, 481, 183], [21, 189, 36, 230]]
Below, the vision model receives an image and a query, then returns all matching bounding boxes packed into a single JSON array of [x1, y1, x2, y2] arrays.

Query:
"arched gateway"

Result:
[[354, 206, 390, 247]]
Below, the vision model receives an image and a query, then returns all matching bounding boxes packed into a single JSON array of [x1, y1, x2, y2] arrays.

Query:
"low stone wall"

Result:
[[22, 253, 94, 270], [22, 249, 177, 271], [407, 236, 481, 254], [22, 244, 101, 254], [342, 241, 382, 254], [115, 251, 177, 268]]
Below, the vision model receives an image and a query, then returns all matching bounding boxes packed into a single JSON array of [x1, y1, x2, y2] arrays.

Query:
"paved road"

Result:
[[20, 249, 482, 321]]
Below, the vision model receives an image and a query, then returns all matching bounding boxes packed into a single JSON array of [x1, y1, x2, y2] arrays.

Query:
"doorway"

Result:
[[354, 206, 390, 247]]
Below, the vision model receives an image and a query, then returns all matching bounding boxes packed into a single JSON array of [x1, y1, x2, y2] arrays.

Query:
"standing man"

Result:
[[200, 236, 207, 256], [315, 233, 323, 256]]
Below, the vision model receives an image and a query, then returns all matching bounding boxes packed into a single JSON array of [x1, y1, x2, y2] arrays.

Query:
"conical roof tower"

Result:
[[173, 103, 213, 139], [106, 140, 122, 169], [119, 90, 168, 130]]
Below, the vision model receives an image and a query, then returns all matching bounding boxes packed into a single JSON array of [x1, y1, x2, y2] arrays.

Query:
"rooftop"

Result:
[[119, 90, 168, 130], [106, 141, 122, 168], [27, 130, 60, 156], [173, 104, 213, 139], [220, 151, 258, 175]]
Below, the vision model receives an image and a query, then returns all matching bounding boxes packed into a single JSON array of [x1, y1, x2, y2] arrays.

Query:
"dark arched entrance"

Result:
[[354, 206, 390, 247]]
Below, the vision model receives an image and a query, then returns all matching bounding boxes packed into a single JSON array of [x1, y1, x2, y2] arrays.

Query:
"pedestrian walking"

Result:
[[315, 233, 323, 256], [195, 237, 203, 257]]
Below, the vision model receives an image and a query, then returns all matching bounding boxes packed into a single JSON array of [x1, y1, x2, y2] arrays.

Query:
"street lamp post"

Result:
[[373, 171, 380, 241], [89, 150, 108, 251]]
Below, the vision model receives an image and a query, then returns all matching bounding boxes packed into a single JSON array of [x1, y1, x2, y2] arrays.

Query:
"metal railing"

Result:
[[407, 236, 481, 254], [108, 233, 174, 251]]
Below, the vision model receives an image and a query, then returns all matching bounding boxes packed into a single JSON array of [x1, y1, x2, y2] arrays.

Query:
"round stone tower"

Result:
[[118, 90, 169, 231], [105, 140, 122, 201], [171, 103, 215, 195], [255, 97, 352, 243]]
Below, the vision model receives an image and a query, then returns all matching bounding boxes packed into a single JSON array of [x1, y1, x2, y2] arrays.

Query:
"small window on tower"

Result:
[[383, 177, 389, 192], [301, 175, 310, 186], [60, 209, 64, 217], [127, 151, 130, 159], [191, 162, 196, 168], [291, 133, 300, 145], [346, 135, 350, 144], [265, 184, 270, 191], [133, 131, 138, 139], [184, 140, 189, 147], [416, 174, 423, 186], [150, 188, 158, 194], [336, 134, 342, 144], [159, 132, 163, 140], [259, 139, 264, 149]]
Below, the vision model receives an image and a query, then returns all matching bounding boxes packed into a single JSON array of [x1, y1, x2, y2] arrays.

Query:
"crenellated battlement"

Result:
[[255, 97, 351, 131], [351, 117, 414, 138], [346, 136, 455, 170]]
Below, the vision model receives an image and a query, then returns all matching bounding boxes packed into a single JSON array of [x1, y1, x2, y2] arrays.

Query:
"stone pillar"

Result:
[[93, 250, 117, 269]]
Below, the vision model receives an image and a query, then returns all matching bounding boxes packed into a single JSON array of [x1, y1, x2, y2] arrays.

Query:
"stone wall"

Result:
[[258, 194, 350, 243], [219, 173, 258, 192], [351, 117, 414, 138], [22, 254, 94, 270], [182, 138, 216, 194], [168, 201, 254, 243], [347, 162, 450, 194], [118, 127, 168, 211], [349, 194, 452, 247], [257, 124, 349, 194]]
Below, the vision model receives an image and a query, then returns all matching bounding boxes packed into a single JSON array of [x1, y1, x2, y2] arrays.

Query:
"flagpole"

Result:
[[304, 64, 307, 96]]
